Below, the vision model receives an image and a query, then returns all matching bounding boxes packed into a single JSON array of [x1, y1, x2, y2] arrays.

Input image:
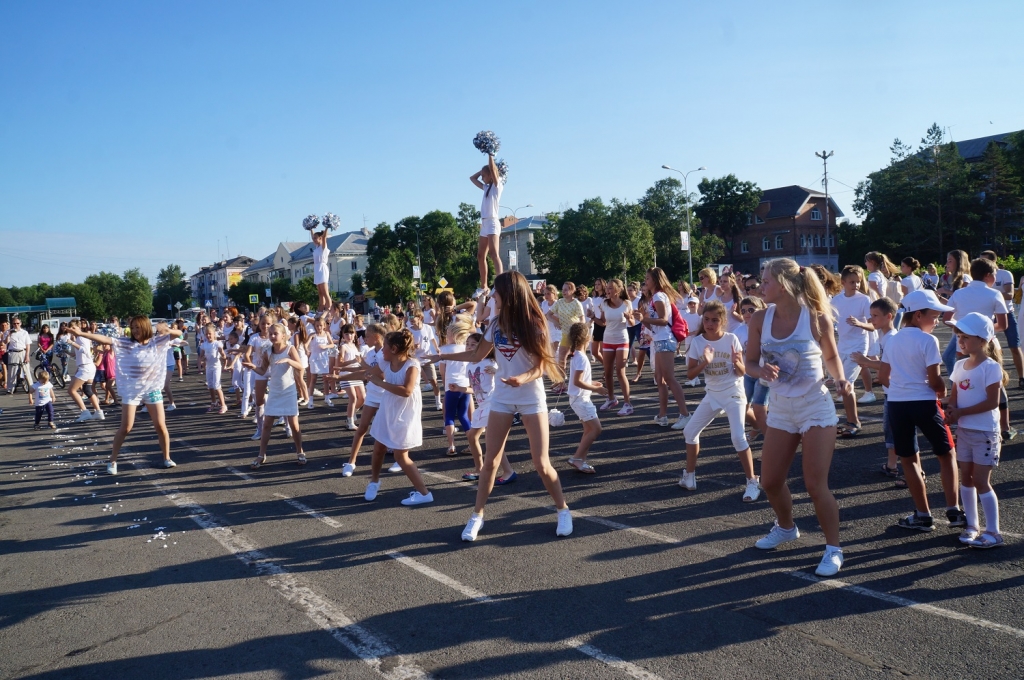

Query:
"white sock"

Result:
[[979, 490, 1000, 534], [961, 485, 979, 530]]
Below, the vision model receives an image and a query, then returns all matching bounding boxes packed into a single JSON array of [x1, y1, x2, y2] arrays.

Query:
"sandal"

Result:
[[446, 446, 458, 457], [568, 458, 596, 474], [250, 455, 267, 469], [968, 531, 1004, 549], [462, 472, 480, 481], [296, 453, 307, 466], [837, 423, 861, 438], [880, 463, 899, 477]]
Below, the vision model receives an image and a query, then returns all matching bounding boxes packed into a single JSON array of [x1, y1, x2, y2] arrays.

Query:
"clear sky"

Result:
[[1, 1, 1021, 286]]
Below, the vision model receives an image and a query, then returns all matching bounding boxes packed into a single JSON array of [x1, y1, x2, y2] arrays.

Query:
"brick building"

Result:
[[725, 185, 843, 275]]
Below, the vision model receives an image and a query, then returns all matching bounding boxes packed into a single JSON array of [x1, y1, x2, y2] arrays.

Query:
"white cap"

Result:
[[900, 289, 953, 313], [951, 312, 995, 342]]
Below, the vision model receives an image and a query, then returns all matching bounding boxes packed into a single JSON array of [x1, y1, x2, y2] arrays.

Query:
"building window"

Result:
[[756, 215, 765, 224], [815, 234, 821, 247], [762, 237, 770, 251], [828, 235, 835, 247], [741, 240, 749, 253], [351, 260, 358, 271], [811, 208, 822, 220], [775, 235, 784, 249], [747, 214, 753, 225], [1011, 234, 1021, 243], [800, 234, 806, 248]]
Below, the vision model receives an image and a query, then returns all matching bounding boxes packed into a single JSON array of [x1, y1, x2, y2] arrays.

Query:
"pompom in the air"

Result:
[[322, 212, 340, 231], [473, 130, 501, 156], [496, 158, 509, 181], [302, 214, 321, 231]]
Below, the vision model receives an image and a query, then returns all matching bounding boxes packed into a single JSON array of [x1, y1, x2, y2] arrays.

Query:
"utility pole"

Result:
[[815, 150, 834, 271]]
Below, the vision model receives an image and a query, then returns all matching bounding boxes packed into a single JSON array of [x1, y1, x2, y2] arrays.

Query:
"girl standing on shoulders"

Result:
[[681, 301, 760, 501], [434, 271, 573, 541], [470, 154, 504, 298], [947, 313, 1006, 549], [745, 258, 849, 577], [246, 323, 305, 468], [363, 329, 433, 506], [311, 229, 332, 313], [641, 267, 690, 430], [71, 318, 182, 475]]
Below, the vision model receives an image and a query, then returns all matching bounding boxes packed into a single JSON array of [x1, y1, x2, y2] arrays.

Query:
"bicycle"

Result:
[[34, 346, 67, 389]]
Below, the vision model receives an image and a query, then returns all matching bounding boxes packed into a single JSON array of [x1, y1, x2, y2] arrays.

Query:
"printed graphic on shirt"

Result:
[[958, 378, 971, 392], [493, 328, 521, 361], [761, 340, 818, 385]]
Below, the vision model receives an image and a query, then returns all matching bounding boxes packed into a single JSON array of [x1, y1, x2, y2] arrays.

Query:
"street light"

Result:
[[500, 204, 533, 272], [661, 164, 707, 284]]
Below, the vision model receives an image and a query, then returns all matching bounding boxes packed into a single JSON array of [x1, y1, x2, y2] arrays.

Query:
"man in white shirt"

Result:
[[942, 257, 1007, 376], [5, 317, 32, 393], [981, 250, 1023, 387]]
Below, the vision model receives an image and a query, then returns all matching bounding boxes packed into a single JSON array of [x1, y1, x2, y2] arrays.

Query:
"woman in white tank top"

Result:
[[744, 258, 851, 578]]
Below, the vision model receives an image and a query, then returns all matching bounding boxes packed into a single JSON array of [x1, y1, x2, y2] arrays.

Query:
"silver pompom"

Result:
[[496, 158, 508, 181], [473, 130, 501, 155], [322, 212, 340, 231], [302, 214, 320, 231]]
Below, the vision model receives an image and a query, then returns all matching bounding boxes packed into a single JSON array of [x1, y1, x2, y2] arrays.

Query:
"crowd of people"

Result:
[[0, 152, 1016, 577]]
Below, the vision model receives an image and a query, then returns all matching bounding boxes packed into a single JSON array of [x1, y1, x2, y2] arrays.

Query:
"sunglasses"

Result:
[[741, 307, 757, 314]]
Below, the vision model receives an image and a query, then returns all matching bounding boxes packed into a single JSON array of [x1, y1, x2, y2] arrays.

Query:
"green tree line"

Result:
[[0, 268, 154, 320]]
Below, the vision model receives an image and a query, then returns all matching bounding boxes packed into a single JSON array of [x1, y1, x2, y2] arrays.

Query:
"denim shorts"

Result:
[[743, 374, 769, 406], [1005, 312, 1020, 349], [653, 338, 678, 354]]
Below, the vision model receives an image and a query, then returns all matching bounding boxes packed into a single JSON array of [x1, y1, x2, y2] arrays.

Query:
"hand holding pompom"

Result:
[[322, 212, 340, 231], [473, 130, 501, 156], [302, 214, 321, 231]]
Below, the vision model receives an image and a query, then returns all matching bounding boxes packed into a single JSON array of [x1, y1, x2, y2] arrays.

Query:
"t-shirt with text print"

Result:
[[686, 332, 743, 392]]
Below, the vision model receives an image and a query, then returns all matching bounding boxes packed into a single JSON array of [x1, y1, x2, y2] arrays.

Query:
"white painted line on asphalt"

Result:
[[564, 637, 666, 680], [273, 492, 344, 529], [135, 462, 431, 680], [789, 570, 1024, 640], [385, 551, 493, 603]]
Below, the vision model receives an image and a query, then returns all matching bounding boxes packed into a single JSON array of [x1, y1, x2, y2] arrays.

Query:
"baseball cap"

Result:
[[900, 290, 953, 313], [951, 312, 995, 342]]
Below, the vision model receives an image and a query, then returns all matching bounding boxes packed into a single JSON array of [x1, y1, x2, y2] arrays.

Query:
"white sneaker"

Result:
[[364, 481, 380, 501], [671, 414, 690, 430], [743, 477, 761, 502], [401, 491, 434, 506], [75, 410, 92, 423], [313, 389, 324, 397], [274, 417, 285, 426], [472, 288, 485, 300], [755, 521, 800, 549], [857, 392, 877, 404], [307, 401, 315, 410], [94, 410, 105, 421], [556, 508, 573, 536], [462, 513, 484, 541], [105, 461, 117, 475], [814, 546, 844, 577], [324, 397, 334, 408], [346, 418, 357, 431], [435, 398, 443, 411], [686, 378, 701, 387], [162, 459, 177, 469], [241, 407, 251, 418], [653, 415, 669, 427], [388, 461, 402, 473], [678, 471, 696, 491], [284, 425, 293, 437], [166, 404, 177, 412], [250, 429, 263, 441], [341, 463, 356, 477]]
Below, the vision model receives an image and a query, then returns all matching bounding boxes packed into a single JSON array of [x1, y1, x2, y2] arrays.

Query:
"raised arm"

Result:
[[68, 327, 114, 347], [469, 169, 485, 190]]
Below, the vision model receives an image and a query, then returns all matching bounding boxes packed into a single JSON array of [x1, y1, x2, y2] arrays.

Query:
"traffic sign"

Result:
[[265, 288, 271, 298], [204, 300, 213, 308], [174, 301, 183, 309], [248, 294, 259, 304], [412, 265, 421, 279], [434, 287, 454, 295], [419, 283, 428, 291], [680, 231, 690, 251], [438, 276, 448, 288]]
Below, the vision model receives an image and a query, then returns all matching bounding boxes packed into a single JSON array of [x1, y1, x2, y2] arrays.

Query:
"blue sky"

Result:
[[1, 1, 1022, 286]]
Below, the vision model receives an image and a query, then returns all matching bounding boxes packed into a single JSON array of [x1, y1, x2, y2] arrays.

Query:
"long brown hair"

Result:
[[493, 271, 561, 382], [434, 290, 456, 344], [647, 267, 682, 304]]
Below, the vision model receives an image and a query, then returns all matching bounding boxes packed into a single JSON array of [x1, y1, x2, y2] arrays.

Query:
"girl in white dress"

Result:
[[311, 229, 332, 313], [288, 317, 310, 406], [246, 323, 305, 468], [363, 329, 432, 506], [306, 317, 336, 409], [244, 312, 276, 440], [198, 323, 227, 414]]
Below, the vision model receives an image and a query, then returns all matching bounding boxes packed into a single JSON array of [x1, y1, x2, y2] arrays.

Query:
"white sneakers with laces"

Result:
[[94, 409, 105, 421], [755, 521, 800, 549], [401, 491, 434, 506], [364, 481, 380, 501], [105, 461, 117, 475], [743, 477, 761, 502], [678, 471, 696, 491], [556, 508, 573, 536], [670, 414, 691, 430], [341, 463, 356, 477], [162, 459, 177, 468], [815, 546, 844, 577], [388, 461, 402, 473], [857, 392, 877, 404], [653, 415, 669, 427], [75, 410, 92, 423], [462, 513, 484, 541]]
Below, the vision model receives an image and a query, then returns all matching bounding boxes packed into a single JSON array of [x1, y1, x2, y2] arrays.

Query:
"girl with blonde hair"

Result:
[[641, 267, 690, 429]]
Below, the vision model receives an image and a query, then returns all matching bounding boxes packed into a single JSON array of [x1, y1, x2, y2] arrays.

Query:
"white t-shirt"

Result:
[[947, 280, 1008, 321], [440, 343, 469, 387], [113, 335, 172, 398], [410, 325, 437, 358], [568, 349, 592, 399], [901, 274, 923, 293], [481, 180, 503, 220], [246, 333, 272, 374], [74, 337, 95, 367], [733, 323, 749, 350], [484, 319, 545, 403], [686, 332, 743, 392], [313, 244, 329, 270], [648, 291, 674, 342], [467, 359, 497, 403], [200, 340, 224, 365], [867, 271, 886, 299], [876, 328, 896, 395], [950, 357, 1002, 432], [363, 346, 386, 401], [32, 381, 55, 406], [422, 308, 435, 326], [599, 300, 632, 345], [831, 292, 872, 351], [579, 297, 594, 326], [883, 327, 942, 402], [995, 268, 1015, 313]]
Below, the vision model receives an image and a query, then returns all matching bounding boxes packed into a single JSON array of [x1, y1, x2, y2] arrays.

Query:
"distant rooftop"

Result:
[[953, 131, 1020, 163]]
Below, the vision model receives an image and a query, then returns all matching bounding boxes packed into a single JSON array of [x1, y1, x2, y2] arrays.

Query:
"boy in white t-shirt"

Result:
[[408, 310, 442, 410], [980, 250, 1024, 390], [830, 266, 874, 435], [681, 297, 702, 386], [566, 323, 606, 473], [942, 257, 1007, 376]]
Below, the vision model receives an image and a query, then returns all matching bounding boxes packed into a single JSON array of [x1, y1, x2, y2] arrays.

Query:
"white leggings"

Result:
[[241, 369, 255, 414], [682, 385, 749, 452]]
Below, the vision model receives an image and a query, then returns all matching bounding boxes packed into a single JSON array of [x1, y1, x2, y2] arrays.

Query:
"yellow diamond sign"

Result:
[[438, 277, 448, 288]]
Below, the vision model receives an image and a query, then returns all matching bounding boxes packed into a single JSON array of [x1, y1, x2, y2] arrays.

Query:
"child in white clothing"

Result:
[[566, 322, 606, 473], [32, 372, 56, 429], [311, 229, 332, 313], [459, 333, 515, 482], [198, 323, 227, 414], [681, 301, 760, 502], [831, 265, 873, 435], [948, 313, 1006, 548]]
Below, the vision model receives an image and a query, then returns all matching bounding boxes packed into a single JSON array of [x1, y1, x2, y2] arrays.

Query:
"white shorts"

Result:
[[479, 217, 500, 237], [683, 384, 749, 451], [766, 383, 838, 435], [490, 396, 547, 416], [955, 427, 1001, 467], [470, 400, 491, 429], [205, 365, 222, 390], [75, 364, 96, 382], [841, 355, 862, 384], [569, 396, 598, 422], [364, 396, 381, 409]]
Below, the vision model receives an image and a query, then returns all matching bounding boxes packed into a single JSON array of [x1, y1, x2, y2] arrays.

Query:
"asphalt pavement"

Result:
[[2, 326, 1023, 679]]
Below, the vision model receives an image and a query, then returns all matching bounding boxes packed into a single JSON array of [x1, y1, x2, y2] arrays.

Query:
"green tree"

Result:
[[976, 142, 1022, 254], [0, 288, 16, 308], [115, 269, 153, 318], [417, 209, 476, 294], [84, 272, 123, 317], [52, 283, 106, 320], [350, 272, 365, 296], [695, 175, 762, 239], [227, 279, 265, 308], [291, 277, 320, 307], [640, 177, 725, 282], [365, 222, 417, 306], [604, 200, 656, 282], [271, 277, 292, 303], [154, 264, 191, 310]]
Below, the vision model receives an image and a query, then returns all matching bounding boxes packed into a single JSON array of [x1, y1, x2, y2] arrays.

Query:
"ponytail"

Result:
[[763, 258, 831, 317], [984, 338, 1010, 387]]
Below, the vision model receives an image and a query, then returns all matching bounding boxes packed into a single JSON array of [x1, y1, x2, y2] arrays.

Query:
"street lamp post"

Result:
[[499, 204, 533, 272], [661, 165, 707, 284]]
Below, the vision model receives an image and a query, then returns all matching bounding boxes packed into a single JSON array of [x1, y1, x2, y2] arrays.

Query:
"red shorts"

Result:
[[602, 343, 628, 351]]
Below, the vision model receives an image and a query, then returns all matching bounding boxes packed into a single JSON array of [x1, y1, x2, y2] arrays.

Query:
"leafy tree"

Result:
[[365, 222, 417, 306], [115, 269, 153, 317], [695, 175, 762, 238], [271, 277, 292, 303], [154, 264, 191, 310], [291, 277, 320, 307], [976, 142, 1022, 253], [227, 279, 265, 308], [53, 283, 106, 320], [0, 288, 16, 308], [350, 272, 365, 296], [84, 272, 124, 318], [418, 209, 476, 293], [640, 177, 725, 282]]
